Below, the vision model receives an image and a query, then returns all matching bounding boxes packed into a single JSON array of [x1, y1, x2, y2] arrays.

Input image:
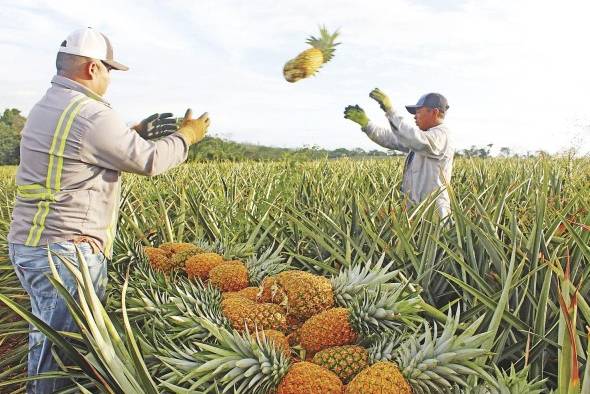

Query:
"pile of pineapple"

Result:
[[140, 242, 541, 393]]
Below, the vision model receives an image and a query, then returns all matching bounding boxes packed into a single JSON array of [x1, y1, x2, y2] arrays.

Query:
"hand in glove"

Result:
[[369, 88, 393, 112], [344, 105, 369, 128], [178, 109, 210, 145], [133, 112, 178, 140]]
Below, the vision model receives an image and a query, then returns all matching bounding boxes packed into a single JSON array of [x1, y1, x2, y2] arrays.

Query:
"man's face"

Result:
[[414, 107, 438, 131], [89, 60, 111, 96], [96, 61, 112, 96]]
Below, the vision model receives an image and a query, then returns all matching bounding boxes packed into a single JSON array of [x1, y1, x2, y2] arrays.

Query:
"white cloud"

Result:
[[1, 0, 589, 153]]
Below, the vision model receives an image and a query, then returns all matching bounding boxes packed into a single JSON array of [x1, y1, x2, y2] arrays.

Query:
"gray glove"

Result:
[[134, 112, 178, 140]]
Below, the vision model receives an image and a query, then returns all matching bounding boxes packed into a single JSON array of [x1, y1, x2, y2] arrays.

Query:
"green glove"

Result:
[[178, 108, 210, 145], [344, 105, 369, 128], [369, 88, 392, 112], [134, 112, 178, 140]]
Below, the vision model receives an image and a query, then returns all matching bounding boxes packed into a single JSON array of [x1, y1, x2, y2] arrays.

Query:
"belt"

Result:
[[70, 236, 101, 254]]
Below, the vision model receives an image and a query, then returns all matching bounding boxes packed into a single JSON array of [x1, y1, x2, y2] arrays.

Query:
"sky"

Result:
[[1, 0, 589, 155]]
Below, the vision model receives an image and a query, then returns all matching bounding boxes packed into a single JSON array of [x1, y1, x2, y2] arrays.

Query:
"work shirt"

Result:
[[8, 75, 189, 257], [363, 110, 454, 217]]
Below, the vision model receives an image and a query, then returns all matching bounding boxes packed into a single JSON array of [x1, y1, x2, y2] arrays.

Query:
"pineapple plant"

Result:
[[345, 310, 494, 394], [283, 26, 340, 83], [298, 285, 422, 354], [467, 365, 546, 393]]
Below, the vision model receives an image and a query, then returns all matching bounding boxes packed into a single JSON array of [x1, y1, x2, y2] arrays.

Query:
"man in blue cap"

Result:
[[344, 89, 454, 217]]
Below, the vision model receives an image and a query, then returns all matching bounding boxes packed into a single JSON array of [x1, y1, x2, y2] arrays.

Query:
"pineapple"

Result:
[[175, 318, 292, 393], [299, 285, 422, 355], [143, 246, 175, 273], [221, 295, 287, 332], [283, 26, 340, 83], [277, 361, 343, 394], [209, 261, 249, 292], [170, 247, 203, 269], [159, 242, 197, 254], [346, 310, 493, 394], [346, 361, 411, 394], [184, 252, 224, 280], [169, 319, 343, 393], [258, 270, 335, 321], [258, 257, 401, 322], [312, 345, 369, 384], [262, 329, 291, 356], [223, 286, 259, 302], [299, 308, 358, 354]]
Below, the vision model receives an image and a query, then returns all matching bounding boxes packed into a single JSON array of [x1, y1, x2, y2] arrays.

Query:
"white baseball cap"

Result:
[[58, 27, 129, 71]]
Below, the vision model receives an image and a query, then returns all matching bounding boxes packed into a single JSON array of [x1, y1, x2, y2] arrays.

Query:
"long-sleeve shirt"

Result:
[[362, 110, 454, 217], [8, 75, 189, 256]]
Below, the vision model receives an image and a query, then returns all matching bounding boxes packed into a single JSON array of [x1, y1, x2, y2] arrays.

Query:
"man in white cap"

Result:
[[7, 27, 209, 393], [344, 89, 454, 217]]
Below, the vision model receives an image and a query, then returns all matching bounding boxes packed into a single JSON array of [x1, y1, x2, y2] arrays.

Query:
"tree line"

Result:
[[1, 107, 528, 165]]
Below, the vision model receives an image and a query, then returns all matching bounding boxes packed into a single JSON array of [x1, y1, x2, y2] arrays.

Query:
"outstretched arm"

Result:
[[344, 104, 409, 152], [362, 120, 409, 152], [370, 88, 447, 158], [385, 112, 447, 157]]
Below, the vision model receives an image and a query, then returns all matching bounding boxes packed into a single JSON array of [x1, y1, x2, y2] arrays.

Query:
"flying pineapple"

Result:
[[283, 26, 340, 83]]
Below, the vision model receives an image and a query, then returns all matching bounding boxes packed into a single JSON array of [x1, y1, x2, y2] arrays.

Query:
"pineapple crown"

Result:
[[330, 254, 400, 308], [305, 25, 340, 63], [466, 364, 546, 394], [246, 242, 290, 286], [167, 278, 232, 339], [393, 309, 495, 393], [188, 318, 292, 393], [348, 283, 423, 337]]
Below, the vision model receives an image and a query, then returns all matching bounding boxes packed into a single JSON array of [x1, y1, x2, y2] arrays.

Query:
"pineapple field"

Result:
[[1, 156, 590, 393]]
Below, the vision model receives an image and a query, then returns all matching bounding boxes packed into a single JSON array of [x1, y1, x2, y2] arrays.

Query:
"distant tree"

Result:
[[0, 108, 26, 165], [500, 147, 512, 157], [457, 143, 494, 158]]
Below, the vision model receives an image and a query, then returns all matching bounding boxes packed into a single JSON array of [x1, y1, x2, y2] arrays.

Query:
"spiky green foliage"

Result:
[[367, 331, 407, 364], [388, 310, 494, 393], [183, 318, 291, 393], [2, 157, 590, 392], [348, 283, 423, 336], [468, 365, 546, 393], [245, 242, 290, 286], [306, 25, 340, 63], [331, 254, 399, 307]]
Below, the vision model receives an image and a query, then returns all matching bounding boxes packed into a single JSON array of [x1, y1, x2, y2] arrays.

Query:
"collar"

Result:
[[51, 75, 112, 108]]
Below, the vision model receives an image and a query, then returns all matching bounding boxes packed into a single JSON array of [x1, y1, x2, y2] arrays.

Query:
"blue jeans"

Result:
[[9, 241, 108, 394]]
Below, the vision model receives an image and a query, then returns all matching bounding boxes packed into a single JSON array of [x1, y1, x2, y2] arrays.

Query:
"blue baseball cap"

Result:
[[405, 93, 449, 114]]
